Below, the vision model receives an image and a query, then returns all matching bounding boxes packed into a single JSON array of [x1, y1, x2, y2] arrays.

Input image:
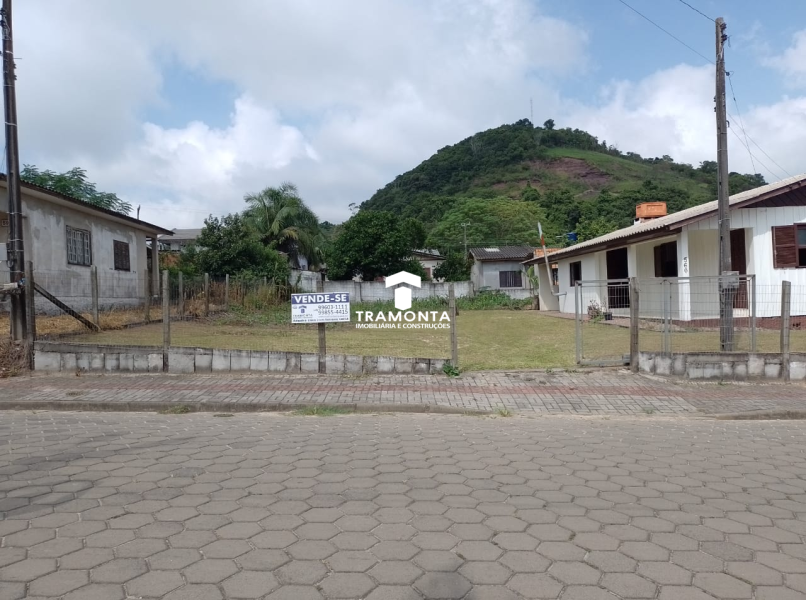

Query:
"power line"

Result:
[[737, 127, 795, 180], [615, 0, 713, 64], [675, 0, 714, 22], [726, 73, 756, 175], [727, 126, 785, 182], [614, 0, 793, 182]]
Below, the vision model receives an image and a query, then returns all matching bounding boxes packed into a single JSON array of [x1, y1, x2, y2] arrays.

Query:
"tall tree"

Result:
[[425, 196, 552, 250], [328, 211, 426, 281], [181, 214, 289, 280], [21, 165, 132, 214], [243, 182, 322, 269]]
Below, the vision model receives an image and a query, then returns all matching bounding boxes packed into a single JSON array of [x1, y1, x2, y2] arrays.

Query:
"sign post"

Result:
[[292, 291, 351, 374]]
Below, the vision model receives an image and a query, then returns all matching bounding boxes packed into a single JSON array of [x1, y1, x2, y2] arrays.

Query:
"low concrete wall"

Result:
[[33, 342, 447, 376], [291, 272, 476, 301], [639, 351, 806, 381]]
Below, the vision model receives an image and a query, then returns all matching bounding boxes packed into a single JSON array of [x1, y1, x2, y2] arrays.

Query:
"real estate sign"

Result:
[[291, 293, 350, 324]]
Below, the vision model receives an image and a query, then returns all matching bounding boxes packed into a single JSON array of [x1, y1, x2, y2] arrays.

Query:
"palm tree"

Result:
[[243, 182, 322, 269]]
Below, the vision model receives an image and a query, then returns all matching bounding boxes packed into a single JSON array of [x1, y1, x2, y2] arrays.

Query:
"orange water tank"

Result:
[[636, 202, 667, 221]]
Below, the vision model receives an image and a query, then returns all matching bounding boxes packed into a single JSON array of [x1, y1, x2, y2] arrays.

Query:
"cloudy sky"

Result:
[[8, 0, 806, 227]]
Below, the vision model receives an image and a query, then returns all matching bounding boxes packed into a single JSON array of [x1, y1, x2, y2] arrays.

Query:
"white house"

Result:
[[412, 249, 444, 280], [469, 246, 534, 299], [0, 176, 172, 312], [531, 174, 806, 320], [162, 228, 201, 252]]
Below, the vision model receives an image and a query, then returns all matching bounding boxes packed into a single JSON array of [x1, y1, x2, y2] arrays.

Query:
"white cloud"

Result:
[[565, 64, 806, 181], [9, 0, 806, 230], [10, 0, 584, 226], [763, 30, 806, 87]]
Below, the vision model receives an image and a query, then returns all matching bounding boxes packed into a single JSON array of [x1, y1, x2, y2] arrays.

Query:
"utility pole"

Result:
[[2, 0, 26, 340], [461, 223, 470, 256], [715, 17, 734, 351]]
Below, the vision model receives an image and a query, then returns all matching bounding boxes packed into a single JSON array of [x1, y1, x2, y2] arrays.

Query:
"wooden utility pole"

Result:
[[2, 0, 26, 340], [715, 17, 734, 351], [317, 272, 326, 374]]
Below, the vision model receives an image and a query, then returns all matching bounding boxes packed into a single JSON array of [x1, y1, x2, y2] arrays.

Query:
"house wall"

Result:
[[470, 260, 530, 299], [554, 252, 603, 313], [417, 258, 444, 280], [688, 205, 806, 317], [0, 191, 155, 313], [546, 204, 806, 319]]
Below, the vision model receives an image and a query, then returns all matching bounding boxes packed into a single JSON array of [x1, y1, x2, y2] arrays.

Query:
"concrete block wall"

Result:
[[291, 272, 476, 302], [639, 351, 806, 381], [33, 342, 447, 376]]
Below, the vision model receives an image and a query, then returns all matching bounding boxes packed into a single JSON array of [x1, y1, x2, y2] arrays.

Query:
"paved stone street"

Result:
[[2, 412, 806, 599], [1, 370, 805, 415]]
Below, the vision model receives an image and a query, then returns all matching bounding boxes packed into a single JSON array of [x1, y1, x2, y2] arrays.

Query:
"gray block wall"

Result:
[[639, 351, 806, 381], [33, 342, 446, 376]]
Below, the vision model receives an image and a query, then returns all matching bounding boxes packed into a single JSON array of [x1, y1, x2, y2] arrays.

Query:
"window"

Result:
[[499, 270, 523, 288], [551, 265, 559, 286], [113, 240, 130, 271], [772, 225, 806, 268], [569, 261, 582, 287], [66, 227, 92, 266], [653, 241, 678, 277]]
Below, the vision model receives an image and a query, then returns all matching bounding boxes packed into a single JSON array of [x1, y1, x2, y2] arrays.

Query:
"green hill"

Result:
[[359, 119, 766, 250]]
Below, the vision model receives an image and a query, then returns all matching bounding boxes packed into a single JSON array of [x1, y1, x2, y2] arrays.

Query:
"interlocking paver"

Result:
[[6, 411, 806, 599]]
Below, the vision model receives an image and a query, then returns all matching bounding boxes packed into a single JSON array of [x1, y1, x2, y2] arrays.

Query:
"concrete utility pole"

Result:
[[461, 223, 470, 256], [715, 17, 735, 351], [2, 0, 26, 340]]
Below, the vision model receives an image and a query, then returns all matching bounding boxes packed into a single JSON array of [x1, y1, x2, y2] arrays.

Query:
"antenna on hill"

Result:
[[530, 98, 533, 124]]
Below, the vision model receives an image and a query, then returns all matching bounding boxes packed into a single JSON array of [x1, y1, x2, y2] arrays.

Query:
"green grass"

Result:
[[66, 310, 806, 371], [158, 405, 192, 414], [293, 406, 355, 416]]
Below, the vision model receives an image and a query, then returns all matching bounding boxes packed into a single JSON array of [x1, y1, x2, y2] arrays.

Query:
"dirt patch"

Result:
[[545, 158, 611, 188]]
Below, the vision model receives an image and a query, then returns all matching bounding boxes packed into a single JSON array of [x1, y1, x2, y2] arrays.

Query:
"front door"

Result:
[[730, 229, 748, 309], [606, 248, 630, 309]]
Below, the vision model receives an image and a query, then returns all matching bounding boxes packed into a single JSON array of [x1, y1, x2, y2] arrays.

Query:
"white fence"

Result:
[[290, 271, 476, 302]]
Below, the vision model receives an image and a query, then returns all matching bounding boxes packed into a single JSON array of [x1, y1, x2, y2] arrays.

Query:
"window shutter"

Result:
[[773, 226, 797, 269]]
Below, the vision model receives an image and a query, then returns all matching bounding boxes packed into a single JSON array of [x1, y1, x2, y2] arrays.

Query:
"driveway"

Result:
[[1, 412, 806, 599]]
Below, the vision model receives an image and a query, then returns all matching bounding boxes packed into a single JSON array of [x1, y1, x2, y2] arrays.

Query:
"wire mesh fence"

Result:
[[9, 267, 452, 362], [575, 279, 632, 365], [575, 276, 806, 364]]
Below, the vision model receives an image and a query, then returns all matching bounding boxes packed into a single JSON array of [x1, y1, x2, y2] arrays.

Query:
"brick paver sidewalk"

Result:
[[0, 370, 803, 415]]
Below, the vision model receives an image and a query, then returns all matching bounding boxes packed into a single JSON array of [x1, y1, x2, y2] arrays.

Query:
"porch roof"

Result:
[[546, 173, 806, 261]]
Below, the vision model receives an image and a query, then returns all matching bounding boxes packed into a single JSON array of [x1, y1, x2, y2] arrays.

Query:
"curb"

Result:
[[0, 400, 491, 416], [712, 409, 806, 421]]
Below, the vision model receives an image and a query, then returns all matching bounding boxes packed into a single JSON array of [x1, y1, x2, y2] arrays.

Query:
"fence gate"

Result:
[[574, 279, 632, 366]]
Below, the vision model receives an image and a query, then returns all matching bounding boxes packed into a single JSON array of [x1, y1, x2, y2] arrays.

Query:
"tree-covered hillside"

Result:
[[359, 119, 767, 251]]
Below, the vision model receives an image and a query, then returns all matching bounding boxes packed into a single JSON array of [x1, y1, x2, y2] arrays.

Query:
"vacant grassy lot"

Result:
[[63, 308, 806, 371]]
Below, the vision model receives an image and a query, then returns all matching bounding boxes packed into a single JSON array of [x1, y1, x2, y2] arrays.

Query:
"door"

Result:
[[730, 229, 748, 309], [605, 248, 630, 309]]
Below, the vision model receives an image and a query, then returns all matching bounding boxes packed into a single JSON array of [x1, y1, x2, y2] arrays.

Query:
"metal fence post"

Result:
[[204, 273, 210, 317], [24, 261, 35, 368], [144, 274, 151, 322], [629, 277, 639, 373], [662, 280, 672, 355], [317, 274, 326, 373], [225, 274, 230, 310], [781, 281, 791, 383], [575, 283, 582, 364], [178, 272, 184, 320], [750, 274, 757, 353], [449, 283, 459, 368], [90, 265, 100, 326], [162, 270, 170, 371]]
